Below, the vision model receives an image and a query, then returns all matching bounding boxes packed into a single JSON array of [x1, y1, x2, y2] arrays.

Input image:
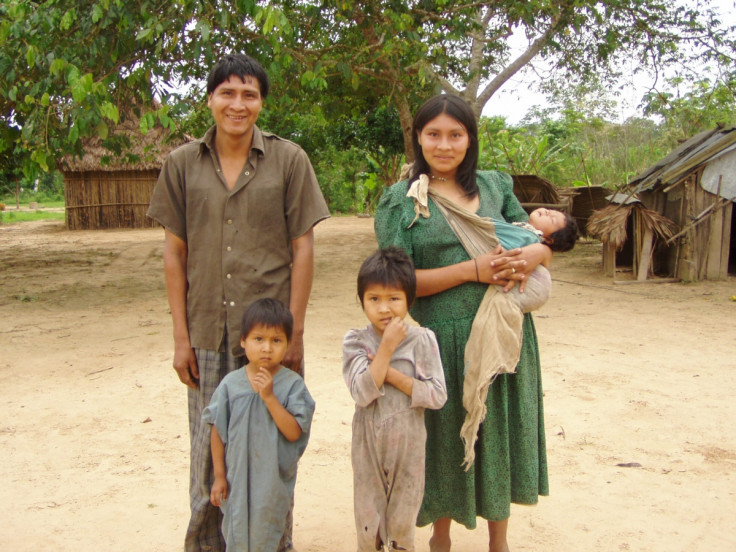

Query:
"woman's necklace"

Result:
[[429, 174, 448, 182]]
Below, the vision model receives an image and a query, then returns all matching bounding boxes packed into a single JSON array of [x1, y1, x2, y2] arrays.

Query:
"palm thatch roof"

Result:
[[511, 174, 560, 205], [61, 115, 190, 172], [587, 201, 677, 250]]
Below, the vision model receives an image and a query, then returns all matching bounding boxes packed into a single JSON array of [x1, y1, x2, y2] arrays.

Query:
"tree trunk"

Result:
[[396, 95, 414, 162]]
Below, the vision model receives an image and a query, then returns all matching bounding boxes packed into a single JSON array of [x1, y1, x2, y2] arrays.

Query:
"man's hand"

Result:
[[281, 334, 304, 376], [173, 341, 199, 389]]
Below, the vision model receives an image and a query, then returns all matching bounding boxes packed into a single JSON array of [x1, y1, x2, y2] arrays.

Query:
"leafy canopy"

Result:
[[1, 0, 734, 175]]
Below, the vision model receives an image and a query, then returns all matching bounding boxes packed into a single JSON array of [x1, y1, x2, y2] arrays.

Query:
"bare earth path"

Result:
[[1, 217, 734, 551]]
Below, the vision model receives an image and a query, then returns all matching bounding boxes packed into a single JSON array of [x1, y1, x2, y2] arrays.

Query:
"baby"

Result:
[[462, 208, 578, 469]]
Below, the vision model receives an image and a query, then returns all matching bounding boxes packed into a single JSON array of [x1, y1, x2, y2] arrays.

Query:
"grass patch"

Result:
[[0, 209, 65, 224]]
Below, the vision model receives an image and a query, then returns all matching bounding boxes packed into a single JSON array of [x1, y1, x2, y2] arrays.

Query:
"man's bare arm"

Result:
[[282, 228, 315, 374], [163, 229, 199, 388]]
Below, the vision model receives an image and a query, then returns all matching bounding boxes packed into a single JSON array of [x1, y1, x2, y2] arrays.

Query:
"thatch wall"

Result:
[[63, 170, 159, 230]]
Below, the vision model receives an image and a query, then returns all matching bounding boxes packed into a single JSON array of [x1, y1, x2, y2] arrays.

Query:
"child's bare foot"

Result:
[[429, 535, 451, 552]]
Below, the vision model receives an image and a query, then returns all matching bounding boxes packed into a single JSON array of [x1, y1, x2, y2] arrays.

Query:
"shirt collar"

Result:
[[197, 124, 265, 157]]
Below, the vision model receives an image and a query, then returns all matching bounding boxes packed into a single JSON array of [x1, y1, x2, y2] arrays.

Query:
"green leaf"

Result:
[[136, 27, 153, 41], [196, 21, 210, 42], [31, 149, 49, 172], [26, 46, 36, 69], [41, 93, 50, 106], [301, 70, 315, 86], [50, 59, 67, 76], [101, 102, 119, 123], [96, 121, 109, 140], [69, 125, 79, 144], [92, 4, 104, 23], [60, 9, 76, 32]]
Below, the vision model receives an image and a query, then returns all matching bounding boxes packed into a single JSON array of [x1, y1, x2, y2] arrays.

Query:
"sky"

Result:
[[482, 0, 736, 125]]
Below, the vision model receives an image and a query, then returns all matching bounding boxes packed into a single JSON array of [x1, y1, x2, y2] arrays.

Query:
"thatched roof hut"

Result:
[[587, 194, 677, 279], [570, 185, 611, 237], [510, 174, 564, 213], [60, 117, 189, 230], [587, 126, 736, 281]]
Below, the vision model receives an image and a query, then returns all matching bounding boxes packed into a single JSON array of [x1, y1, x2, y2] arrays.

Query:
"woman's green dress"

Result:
[[374, 171, 549, 527]]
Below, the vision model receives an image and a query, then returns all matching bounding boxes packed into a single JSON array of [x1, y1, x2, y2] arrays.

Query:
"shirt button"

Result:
[[226, 273, 232, 279], [229, 301, 235, 307], [222, 301, 226, 306], [227, 246, 232, 252], [244, 171, 250, 176], [227, 219, 233, 225]]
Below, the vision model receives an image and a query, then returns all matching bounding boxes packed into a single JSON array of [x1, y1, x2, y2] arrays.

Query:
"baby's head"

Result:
[[240, 298, 293, 354], [357, 247, 417, 308], [528, 208, 579, 252]]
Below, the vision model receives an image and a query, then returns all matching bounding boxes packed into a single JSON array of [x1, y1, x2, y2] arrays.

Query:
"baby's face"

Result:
[[529, 208, 566, 236]]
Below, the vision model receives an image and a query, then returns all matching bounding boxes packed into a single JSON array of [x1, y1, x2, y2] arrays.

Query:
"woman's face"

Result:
[[417, 113, 470, 179]]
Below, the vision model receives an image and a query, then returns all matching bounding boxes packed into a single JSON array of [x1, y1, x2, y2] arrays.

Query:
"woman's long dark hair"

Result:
[[408, 94, 479, 198]]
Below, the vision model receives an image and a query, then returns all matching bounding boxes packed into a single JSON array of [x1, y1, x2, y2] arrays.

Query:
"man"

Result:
[[147, 53, 329, 552]]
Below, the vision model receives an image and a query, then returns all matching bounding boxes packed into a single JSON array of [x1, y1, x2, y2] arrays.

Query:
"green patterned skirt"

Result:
[[417, 313, 548, 528]]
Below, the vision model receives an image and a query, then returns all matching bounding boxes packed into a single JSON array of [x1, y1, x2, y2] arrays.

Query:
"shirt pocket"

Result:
[[245, 186, 284, 230]]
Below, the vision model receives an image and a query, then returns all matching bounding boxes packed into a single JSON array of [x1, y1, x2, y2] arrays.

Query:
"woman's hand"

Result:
[[475, 245, 527, 291], [477, 242, 552, 292], [415, 243, 549, 297]]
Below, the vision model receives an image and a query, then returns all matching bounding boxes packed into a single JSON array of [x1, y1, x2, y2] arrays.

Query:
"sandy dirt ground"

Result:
[[1, 216, 735, 552]]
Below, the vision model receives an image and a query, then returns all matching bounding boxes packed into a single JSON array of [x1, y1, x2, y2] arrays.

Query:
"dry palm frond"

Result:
[[638, 207, 677, 240], [586, 204, 633, 249]]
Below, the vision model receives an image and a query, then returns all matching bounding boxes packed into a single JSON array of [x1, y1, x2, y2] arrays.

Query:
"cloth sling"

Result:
[[407, 175, 550, 470]]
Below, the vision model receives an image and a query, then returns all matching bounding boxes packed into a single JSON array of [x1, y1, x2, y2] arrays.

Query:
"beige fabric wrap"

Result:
[[406, 176, 550, 470]]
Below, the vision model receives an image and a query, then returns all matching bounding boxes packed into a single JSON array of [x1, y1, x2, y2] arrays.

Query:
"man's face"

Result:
[[207, 75, 263, 140]]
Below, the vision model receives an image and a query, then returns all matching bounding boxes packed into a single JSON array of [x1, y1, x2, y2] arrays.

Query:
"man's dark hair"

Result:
[[240, 298, 293, 340], [357, 246, 417, 308], [546, 212, 579, 253], [207, 53, 270, 98]]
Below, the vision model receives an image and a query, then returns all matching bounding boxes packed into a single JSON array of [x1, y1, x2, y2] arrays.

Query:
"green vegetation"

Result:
[[0, 207, 64, 224], [1, 1, 734, 216]]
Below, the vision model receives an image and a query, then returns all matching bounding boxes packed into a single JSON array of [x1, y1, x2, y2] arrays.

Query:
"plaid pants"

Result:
[[185, 339, 296, 552]]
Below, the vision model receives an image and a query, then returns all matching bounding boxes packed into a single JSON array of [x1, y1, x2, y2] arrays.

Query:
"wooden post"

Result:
[[637, 227, 654, 281], [602, 242, 616, 277]]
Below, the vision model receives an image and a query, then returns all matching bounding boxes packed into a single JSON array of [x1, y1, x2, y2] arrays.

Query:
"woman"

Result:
[[374, 94, 550, 552]]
